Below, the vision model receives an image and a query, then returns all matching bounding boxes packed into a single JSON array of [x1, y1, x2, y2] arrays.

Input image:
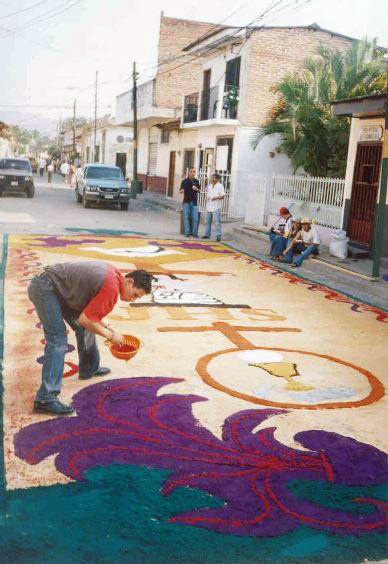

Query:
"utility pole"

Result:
[[72, 98, 76, 156], [94, 69, 98, 162], [371, 97, 388, 278], [130, 61, 141, 197]]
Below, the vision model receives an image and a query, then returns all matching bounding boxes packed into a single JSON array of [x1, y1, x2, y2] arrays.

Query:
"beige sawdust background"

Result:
[[3, 235, 387, 490]]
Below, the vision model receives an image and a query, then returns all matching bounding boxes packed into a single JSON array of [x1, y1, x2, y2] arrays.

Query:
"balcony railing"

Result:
[[183, 93, 199, 123], [222, 85, 239, 119], [200, 85, 218, 121], [182, 85, 239, 125]]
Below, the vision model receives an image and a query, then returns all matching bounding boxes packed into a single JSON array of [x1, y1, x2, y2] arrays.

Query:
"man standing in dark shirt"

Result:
[[28, 262, 153, 415], [180, 167, 200, 237]]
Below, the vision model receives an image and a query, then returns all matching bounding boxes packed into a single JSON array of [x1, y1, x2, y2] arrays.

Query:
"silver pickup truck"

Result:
[[75, 163, 130, 210]]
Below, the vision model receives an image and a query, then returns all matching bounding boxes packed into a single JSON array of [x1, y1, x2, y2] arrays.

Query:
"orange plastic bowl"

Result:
[[108, 334, 141, 361]]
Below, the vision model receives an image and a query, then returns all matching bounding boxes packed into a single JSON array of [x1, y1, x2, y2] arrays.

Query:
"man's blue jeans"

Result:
[[205, 210, 222, 239], [28, 273, 100, 402], [293, 244, 319, 266], [183, 202, 199, 236], [270, 235, 287, 257], [282, 240, 318, 265]]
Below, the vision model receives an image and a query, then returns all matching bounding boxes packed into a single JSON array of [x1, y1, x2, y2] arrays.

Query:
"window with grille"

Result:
[[183, 149, 195, 174], [161, 129, 170, 144]]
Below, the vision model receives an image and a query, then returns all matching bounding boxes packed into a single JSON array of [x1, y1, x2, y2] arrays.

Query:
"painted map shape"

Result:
[[250, 362, 315, 392]]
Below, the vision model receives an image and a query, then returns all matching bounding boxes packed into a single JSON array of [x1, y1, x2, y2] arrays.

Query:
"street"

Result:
[[0, 173, 180, 238]]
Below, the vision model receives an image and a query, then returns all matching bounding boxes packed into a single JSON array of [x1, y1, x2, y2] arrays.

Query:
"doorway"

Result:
[[167, 151, 175, 197], [200, 69, 212, 120], [116, 153, 127, 177], [348, 142, 382, 249], [204, 148, 214, 173]]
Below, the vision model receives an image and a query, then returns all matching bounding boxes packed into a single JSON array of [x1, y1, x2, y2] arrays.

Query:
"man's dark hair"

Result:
[[211, 172, 221, 181], [125, 270, 153, 294]]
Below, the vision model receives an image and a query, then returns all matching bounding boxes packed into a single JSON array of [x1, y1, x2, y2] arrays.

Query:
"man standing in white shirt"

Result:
[[60, 161, 70, 184], [47, 162, 54, 183], [39, 157, 46, 177], [280, 218, 320, 267], [202, 173, 225, 242]]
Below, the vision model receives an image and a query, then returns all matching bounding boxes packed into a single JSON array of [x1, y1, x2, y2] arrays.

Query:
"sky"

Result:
[[0, 0, 387, 135]]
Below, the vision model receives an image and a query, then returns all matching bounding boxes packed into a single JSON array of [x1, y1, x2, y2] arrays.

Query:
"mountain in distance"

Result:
[[0, 110, 58, 136]]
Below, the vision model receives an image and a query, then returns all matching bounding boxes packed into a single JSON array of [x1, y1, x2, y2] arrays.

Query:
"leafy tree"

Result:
[[0, 121, 11, 139], [253, 38, 386, 177]]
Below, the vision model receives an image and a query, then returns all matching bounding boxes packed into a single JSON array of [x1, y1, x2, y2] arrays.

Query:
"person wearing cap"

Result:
[[280, 219, 320, 267], [270, 218, 302, 259], [268, 207, 293, 254]]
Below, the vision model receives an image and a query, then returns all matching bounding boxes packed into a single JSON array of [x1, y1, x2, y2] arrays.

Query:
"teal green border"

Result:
[[221, 241, 388, 314], [0, 234, 9, 505]]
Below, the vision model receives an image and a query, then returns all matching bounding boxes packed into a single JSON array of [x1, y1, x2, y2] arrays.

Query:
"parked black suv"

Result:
[[0, 158, 35, 198]]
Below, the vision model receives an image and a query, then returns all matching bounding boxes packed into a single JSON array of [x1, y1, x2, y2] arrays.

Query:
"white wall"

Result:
[[116, 80, 155, 125], [82, 125, 132, 176], [229, 127, 295, 217]]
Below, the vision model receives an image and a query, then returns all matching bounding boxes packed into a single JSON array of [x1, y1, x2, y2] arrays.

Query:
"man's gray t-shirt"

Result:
[[44, 261, 117, 319]]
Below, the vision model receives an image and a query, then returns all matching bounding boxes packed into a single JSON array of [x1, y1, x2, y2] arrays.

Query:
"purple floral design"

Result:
[[14, 378, 387, 537], [29, 236, 105, 248]]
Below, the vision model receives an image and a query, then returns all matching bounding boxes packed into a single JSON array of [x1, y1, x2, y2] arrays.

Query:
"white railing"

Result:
[[197, 169, 231, 219], [266, 174, 345, 229]]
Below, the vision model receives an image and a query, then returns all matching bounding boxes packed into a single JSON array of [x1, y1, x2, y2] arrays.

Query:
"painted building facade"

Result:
[[116, 15, 353, 217], [81, 116, 133, 177]]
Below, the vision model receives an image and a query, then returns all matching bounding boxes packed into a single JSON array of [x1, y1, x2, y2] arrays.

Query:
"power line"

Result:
[[0, 0, 84, 39], [155, 0, 255, 72], [0, 103, 111, 109], [0, 0, 52, 20], [152, 0, 289, 80]]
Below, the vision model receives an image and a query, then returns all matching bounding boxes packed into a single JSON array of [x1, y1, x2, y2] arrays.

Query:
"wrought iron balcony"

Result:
[[222, 85, 239, 119], [200, 85, 218, 121]]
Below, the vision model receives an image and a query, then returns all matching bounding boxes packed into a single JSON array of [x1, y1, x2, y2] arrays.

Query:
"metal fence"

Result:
[[266, 174, 345, 229], [197, 169, 231, 220]]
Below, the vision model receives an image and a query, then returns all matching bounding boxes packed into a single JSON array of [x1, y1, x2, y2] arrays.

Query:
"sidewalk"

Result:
[[230, 225, 388, 311], [125, 190, 388, 310]]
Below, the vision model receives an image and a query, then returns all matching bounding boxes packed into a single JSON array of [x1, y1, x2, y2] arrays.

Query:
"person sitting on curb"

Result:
[[278, 218, 320, 267], [28, 262, 153, 416], [202, 172, 225, 242], [268, 207, 293, 252], [270, 218, 302, 259]]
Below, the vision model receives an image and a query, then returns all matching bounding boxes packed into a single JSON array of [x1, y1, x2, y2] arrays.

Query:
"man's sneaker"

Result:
[[216, 237, 221, 242], [192, 235, 199, 238], [34, 400, 75, 416], [79, 366, 111, 380], [201, 235, 209, 239], [184, 234, 191, 238]]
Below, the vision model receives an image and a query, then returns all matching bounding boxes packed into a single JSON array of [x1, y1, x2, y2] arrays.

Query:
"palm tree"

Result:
[[253, 38, 386, 177]]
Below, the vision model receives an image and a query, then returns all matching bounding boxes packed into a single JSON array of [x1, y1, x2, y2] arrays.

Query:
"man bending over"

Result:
[[28, 262, 153, 415]]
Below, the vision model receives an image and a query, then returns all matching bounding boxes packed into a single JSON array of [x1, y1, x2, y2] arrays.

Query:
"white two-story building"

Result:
[[116, 15, 353, 218]]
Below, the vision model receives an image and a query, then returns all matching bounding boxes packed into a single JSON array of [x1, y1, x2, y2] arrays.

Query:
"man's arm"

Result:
[[78, 313, 124, 346], [283, 232, 301, 255]]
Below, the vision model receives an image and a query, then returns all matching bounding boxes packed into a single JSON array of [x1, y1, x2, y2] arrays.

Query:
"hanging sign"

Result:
[[359, 125, 383, 142]]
